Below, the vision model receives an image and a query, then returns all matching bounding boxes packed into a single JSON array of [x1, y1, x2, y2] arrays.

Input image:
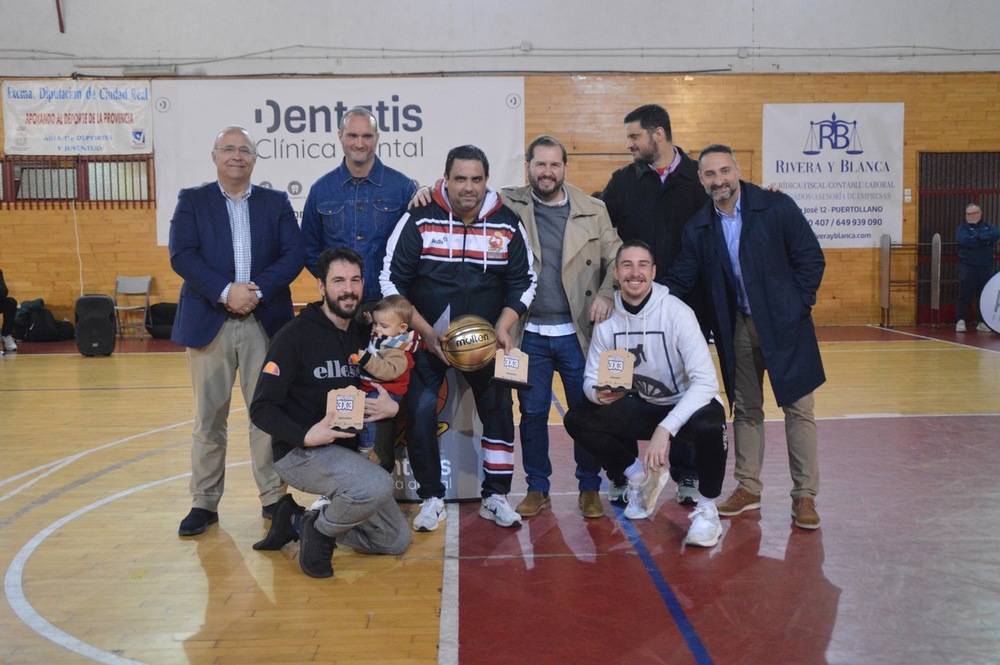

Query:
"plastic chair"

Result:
[[114, 275, 151, 338]]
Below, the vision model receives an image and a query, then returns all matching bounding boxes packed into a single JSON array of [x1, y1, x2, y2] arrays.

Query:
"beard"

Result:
[[529, 174, 564, 200], [325, 293, 359, 320], [632, 143, 659, 165], [710, 183, 737, 203]]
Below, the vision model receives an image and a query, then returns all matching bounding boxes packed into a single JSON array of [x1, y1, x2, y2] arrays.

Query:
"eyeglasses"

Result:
[[214, 145, 257, 157]]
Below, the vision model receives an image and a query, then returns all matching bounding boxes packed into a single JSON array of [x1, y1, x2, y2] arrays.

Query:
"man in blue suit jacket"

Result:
[[665, 144, 826, 531], [170, 125, 304, 536]]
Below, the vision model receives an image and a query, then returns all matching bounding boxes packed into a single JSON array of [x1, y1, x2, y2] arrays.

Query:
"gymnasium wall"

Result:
[[2, 72, 998, 325], [6, 1, 1000, 77]]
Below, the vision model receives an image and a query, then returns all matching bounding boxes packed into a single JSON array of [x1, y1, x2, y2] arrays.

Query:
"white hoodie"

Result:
[[583, 282, 722, 436]]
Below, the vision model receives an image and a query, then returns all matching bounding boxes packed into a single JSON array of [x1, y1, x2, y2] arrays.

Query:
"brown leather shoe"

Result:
[[515, 491, 551, 517], [578, 490, 605, 518], [792, 496, 821, 530], [716, 487, 762, 516]]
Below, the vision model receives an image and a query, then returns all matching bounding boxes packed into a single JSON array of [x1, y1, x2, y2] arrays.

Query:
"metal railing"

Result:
[[879, 233, 942, 328]]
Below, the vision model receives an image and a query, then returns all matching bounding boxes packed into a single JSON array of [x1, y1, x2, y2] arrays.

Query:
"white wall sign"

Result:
[[151, 78, 525, 245], [763, 103, 904, 249], [2, 80, 153, 155], [980, 272, 1000, 333]]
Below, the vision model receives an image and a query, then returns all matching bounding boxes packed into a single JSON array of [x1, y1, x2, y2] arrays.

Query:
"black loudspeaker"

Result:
[[75, 295, 116, 356]]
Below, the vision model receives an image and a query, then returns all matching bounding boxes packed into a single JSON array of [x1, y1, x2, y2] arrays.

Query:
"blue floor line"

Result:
[[548, 395, 710, 662], [614, 505, 714, 665]]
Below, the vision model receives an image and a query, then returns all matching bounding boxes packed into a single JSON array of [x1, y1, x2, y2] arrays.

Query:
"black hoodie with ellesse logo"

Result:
[[250, 302, 366, 462]]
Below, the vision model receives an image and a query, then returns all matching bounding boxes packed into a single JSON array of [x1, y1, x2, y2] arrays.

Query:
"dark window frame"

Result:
[[0, 154, 155, 209]]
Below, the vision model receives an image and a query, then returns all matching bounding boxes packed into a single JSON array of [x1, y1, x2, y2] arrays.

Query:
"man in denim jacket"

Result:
[[301, 106, 418, 302], [301, 106, 418, 472]]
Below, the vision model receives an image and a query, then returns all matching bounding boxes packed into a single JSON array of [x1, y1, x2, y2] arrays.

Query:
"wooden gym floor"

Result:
[[1, 325, 999, 664]]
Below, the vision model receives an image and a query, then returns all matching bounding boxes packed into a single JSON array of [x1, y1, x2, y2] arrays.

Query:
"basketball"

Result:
[[442, 315, 498, 371]]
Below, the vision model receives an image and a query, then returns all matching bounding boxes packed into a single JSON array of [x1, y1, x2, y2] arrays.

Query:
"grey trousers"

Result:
[[275, 444, 411, 555]]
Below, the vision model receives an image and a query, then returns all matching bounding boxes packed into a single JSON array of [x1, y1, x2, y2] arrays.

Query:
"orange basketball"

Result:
[[442, 315, 497, 371]]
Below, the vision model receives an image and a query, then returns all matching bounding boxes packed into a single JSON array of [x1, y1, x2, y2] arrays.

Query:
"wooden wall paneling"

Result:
[[5, 73, 1000, 324]]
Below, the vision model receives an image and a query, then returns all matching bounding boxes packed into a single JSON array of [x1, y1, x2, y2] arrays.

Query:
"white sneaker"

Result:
[[309, 496, 332, 512], [976, 322, 992, 333], [623, 469, 669, 520], [676, 478, 699, 506], [2, 335, 16, 352], [956, 320, 966, 332], [479, 494, 522, 528], [685, 504, 723, 547], [412, 497, 446, 532]]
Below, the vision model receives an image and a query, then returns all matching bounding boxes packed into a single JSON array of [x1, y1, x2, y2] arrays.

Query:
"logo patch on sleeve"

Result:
[[262, 361, 280, 376]]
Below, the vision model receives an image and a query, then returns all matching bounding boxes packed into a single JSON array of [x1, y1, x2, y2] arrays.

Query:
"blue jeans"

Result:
[[356, 388, 403, 452], [518, 331, 603, 493]]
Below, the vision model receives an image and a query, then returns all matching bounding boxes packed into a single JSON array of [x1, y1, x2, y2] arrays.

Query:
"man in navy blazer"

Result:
[[170, 125, 304, 536], [665, 144, 826, 531]]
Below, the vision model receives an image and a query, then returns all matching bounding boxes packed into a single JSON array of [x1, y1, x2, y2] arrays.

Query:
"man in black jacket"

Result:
[[602, 105, 708, 275], [250, 247, 410, 578], [602, 104, 709, 504]]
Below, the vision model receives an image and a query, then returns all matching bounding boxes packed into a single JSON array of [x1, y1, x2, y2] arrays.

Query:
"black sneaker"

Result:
[[253, 495, 305, 550], [676, 478, 699, 506], [298, 510, 336, 578], [178, 508, 218, 536], [607, 480, 629, 507]]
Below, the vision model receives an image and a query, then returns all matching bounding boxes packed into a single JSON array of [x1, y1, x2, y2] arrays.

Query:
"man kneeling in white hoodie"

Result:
[[563, 240, 728, 547]]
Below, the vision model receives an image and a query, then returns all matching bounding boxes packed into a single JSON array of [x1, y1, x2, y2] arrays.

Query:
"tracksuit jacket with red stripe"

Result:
[[379, 183, 536, 331]]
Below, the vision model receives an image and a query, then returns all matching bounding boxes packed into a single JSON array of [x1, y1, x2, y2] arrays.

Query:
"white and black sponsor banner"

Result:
[[763, 103, 904, 249], [151, 78, 525, 245], [2, 80, 153, 155]]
